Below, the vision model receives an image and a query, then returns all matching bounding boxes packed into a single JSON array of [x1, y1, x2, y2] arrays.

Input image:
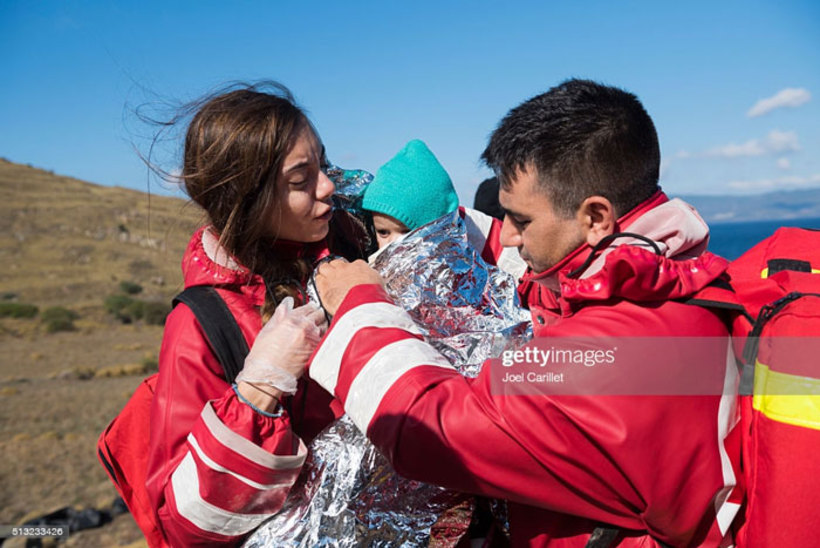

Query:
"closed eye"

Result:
[[289, 165, 315, 188], [510, 216, 530, 228]]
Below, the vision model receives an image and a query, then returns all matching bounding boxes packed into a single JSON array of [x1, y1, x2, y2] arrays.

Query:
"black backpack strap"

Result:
[[585, 526, 620, 548], [585, 525, 672, 548], [173, 286, 248, 384], [742, 291, 820, 364], [685, 277, 755, 325]]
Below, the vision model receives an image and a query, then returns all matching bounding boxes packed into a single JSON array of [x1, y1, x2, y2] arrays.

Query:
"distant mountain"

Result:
[[677, 188, 820, 224]]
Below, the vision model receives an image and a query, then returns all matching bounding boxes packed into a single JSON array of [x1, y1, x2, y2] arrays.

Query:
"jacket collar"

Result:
[[518, 191, 728, 313], [521, 190, 669, 287], [182, 226, 329, 306]]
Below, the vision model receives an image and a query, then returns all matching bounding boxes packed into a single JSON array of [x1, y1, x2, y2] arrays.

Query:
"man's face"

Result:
[[498, 166, 585, 273]]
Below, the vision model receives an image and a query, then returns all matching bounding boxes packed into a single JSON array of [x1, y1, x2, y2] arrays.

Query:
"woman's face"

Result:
[[269, 125, 335, 243]]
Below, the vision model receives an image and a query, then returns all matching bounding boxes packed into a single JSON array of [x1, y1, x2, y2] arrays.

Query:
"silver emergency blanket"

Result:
[[368, 211, 532, 372], [325, 165, 373, 219], [245, 180, 530, 548]]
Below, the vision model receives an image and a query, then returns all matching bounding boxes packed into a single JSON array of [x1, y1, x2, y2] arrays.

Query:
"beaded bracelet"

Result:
[[232, 383, 284, 418]]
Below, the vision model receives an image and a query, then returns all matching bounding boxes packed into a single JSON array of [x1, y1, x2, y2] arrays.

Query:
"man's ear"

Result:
[[577, 196, 616, 247]]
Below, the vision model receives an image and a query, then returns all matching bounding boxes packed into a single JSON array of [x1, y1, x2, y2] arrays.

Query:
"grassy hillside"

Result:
[[0, 160, 202, 546], [0, 159, 202, 310]]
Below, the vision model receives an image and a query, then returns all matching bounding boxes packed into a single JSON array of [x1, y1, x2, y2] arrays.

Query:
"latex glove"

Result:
[[237, 297, 327, 394]]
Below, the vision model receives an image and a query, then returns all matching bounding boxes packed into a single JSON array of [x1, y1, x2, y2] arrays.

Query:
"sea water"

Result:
[[708, 218, 820, 261]]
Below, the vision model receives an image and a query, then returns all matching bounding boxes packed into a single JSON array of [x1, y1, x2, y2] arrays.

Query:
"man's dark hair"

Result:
[[473, 177, 504, 220], [481, 79, 660, 217]]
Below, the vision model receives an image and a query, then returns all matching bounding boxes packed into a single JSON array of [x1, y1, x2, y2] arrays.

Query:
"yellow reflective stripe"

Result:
[[753, 362, 820, 430], [760, 267, 820, 278]]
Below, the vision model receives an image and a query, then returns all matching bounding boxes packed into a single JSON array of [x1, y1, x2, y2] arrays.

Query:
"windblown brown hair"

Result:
[[180, 82, 316, 320]]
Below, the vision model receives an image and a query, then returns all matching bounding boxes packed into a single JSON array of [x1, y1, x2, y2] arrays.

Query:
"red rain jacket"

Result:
[[145, 226, 340, 546], [308, 192, 743, 546], [145, 216, 511, 547]]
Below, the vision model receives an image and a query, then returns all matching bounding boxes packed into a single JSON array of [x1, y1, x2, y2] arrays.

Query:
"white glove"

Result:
[[237, 297, 328, 394]]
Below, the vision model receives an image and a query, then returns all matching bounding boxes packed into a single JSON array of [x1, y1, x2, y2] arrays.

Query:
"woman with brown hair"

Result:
[[144, 82, 360, 546]]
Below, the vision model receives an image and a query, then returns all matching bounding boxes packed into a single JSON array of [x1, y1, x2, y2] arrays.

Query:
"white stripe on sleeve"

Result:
[[200, 403, 307, 471], [310, 301, 424, 395], [186, 434, 295, 490], [170, 452, 274, 536], [344, 338, 454, 432]]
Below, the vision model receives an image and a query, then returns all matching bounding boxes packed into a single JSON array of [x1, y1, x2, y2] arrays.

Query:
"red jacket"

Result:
[[145, 226, 340, 547], [308, 192, 743, 546], [146, 222, 512, 546]]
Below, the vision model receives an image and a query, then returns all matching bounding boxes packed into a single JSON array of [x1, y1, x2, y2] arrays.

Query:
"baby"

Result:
[[251, 144, 529, 547], [362, 139, 458, 249], [362, 139, 525, 276]]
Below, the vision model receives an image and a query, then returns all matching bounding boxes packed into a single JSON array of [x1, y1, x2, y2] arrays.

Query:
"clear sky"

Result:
[[1, 1, 818, 203]]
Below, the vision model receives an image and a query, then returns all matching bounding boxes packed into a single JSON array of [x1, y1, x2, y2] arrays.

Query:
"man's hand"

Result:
[[315, 259, 386, 317]]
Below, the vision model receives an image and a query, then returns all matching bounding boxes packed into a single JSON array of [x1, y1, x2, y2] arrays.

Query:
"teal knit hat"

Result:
[[362, 139, 459, 231]]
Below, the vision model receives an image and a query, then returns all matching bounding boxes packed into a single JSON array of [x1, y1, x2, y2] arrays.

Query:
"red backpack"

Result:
[[693, 227, 820, 546], [96, 286, 248, 547]]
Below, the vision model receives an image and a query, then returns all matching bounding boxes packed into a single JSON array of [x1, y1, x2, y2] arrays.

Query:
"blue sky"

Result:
[[1, 1, 818, 204]]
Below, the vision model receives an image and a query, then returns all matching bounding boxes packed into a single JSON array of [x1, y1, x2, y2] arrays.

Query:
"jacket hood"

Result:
[[181, 226, 330, 306], [520, 192, 728, 309]]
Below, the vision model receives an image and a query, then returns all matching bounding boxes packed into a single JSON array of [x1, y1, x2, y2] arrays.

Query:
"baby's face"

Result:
[[372, 212, 410, 249]]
